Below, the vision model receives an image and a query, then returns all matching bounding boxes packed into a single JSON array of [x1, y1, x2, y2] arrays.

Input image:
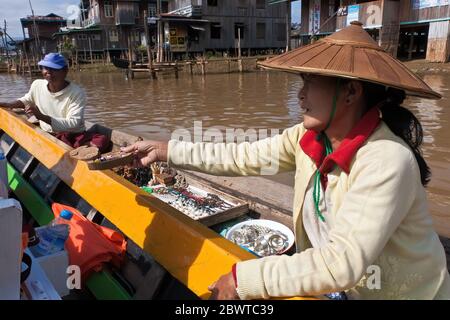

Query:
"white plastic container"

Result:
[[0, 145, 9, 199], [0, 199, 22, 299]]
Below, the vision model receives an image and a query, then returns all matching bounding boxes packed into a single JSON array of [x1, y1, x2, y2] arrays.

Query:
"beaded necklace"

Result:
[[312, 79, 341, 222]]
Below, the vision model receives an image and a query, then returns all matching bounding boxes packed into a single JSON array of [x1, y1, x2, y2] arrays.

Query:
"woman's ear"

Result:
[[344, 80, 364, 105]]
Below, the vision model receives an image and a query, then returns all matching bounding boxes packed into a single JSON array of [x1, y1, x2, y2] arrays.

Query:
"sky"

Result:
[[1, 0, 303, 40], [291, 0, 302, 25], [0, 0, 79, 39]]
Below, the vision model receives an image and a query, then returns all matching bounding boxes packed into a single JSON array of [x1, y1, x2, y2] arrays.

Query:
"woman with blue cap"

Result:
[[123, 22, 450, 300]]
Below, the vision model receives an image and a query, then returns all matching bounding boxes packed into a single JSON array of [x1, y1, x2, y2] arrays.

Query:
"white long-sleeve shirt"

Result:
[[167, 121, 450, 299], [19, 79, 86, 133]]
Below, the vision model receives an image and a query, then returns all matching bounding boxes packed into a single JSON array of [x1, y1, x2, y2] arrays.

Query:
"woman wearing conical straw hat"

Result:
[[122, 22, 450, 300]]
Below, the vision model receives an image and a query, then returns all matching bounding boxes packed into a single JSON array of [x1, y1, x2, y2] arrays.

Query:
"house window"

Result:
[[207, 0, 218, 6], [109, 29, 119, 42], [91, 34, 101, 41], [78, 34, 88, 40], [148, 3, 157, 17], [238, 0, 248, 7], [235, 23, 244, 39], [104, 1, 114, 17], [256, 22, 265, 39], [132, 31, 140, 42], [210, 22, 221, 39], [188, 27, 200, 43], [276, 23, 286, 41], [256, 0, 265, 9], [134, 3, 140, 18], [329, 0, 336, 17], [238, 7, 247, 16]]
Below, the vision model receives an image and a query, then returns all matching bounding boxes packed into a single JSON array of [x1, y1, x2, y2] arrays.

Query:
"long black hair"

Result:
[[362, 82, 431, 186]]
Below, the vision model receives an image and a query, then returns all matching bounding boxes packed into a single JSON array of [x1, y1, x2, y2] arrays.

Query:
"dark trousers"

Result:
[[55, 131, 111, 153]]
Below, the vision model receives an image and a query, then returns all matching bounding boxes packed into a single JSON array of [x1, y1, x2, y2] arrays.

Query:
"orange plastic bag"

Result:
[[51, 203, 127, 284]]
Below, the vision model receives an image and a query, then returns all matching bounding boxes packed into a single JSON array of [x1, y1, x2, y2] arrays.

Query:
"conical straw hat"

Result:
[[258, 21, 441, 99]]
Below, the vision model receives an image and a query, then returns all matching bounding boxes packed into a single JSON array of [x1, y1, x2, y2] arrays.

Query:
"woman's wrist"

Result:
[[157, 141, 169, 162]]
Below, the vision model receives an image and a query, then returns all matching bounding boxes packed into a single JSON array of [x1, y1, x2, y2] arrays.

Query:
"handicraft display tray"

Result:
[[147, 179, 249, 227]]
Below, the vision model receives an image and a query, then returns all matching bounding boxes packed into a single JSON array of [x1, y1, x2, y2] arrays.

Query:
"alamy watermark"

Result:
[[66, 265, 81, 290], [170, 121, 283, 175], [366, 264, 381, 290], [64, 263, 381, 291]]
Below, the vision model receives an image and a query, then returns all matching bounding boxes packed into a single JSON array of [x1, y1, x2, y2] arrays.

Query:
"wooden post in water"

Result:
[[2, 21, 11, 72], [156, 0, 163, 63], [286, 0, 291, 52], [143, 11, 156, 79], [74, 49, 78, 71], [21, 24, 32, 76], [408, 32, 414, 60], [188, 61, 193, 75], [238, 27, 243, 73], [24, 45, 32, 76], [88, 36, 94, 64], [19, 54, 23, 74], [200, 57, 206, 76], [127, 28, 134, 79], [174, 60, 178, 78]]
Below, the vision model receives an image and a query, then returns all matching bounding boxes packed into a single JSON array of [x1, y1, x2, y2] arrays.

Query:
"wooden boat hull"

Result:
[[111, 57, 129, 69], [0, 108, 309, 300]]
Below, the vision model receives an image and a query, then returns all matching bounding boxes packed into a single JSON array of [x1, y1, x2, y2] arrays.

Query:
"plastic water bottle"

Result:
[[34, 209, 73, 256], [0, 146, 8, 199]]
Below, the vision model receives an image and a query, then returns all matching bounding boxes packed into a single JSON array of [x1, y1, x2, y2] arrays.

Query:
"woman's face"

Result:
[[298, 74, 342, 131]]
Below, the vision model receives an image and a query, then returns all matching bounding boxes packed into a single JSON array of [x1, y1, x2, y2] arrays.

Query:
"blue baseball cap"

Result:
[[38, 53, 68, 70]]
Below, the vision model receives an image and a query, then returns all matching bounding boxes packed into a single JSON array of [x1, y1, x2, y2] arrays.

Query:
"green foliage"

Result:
[[137, 44, 147, 53], [61, 39, 76, 56]]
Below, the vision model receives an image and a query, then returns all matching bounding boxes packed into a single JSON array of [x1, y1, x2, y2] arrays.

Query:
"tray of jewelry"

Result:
[[135, 163, 248, 226], [112, 161, 248, 226], [148, 184, 248, 226], [225, 219, 295, 257]]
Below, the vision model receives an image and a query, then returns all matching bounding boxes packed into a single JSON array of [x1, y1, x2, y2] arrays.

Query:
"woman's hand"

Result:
[[208, 272, 240, 300], [121, 140, 168, 167]]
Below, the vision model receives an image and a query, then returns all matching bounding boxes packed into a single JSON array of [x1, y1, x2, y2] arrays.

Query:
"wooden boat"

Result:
[[0, 108, 305, 300], [111, 57, 142, 70]]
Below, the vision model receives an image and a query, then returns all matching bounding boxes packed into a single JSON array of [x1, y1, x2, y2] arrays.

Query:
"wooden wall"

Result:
[[399, 1, 450, 23], [298, 0, 337, 35], [300, 0, 310, 34], [427, 20, 450, 62], [380, 0, 400, 56], [169, 0, 202, 11], [194, 0, 288, 50]]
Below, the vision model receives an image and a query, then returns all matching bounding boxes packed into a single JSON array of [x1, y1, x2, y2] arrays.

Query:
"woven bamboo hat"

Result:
[[259, 21, 441, 99]]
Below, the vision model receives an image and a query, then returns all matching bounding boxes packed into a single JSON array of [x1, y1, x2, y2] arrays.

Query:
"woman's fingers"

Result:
[[121, 141, 167, 166], [121, 144, 137, 153], [208, 282, 218, 300], [208, 282, 217, 291]]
